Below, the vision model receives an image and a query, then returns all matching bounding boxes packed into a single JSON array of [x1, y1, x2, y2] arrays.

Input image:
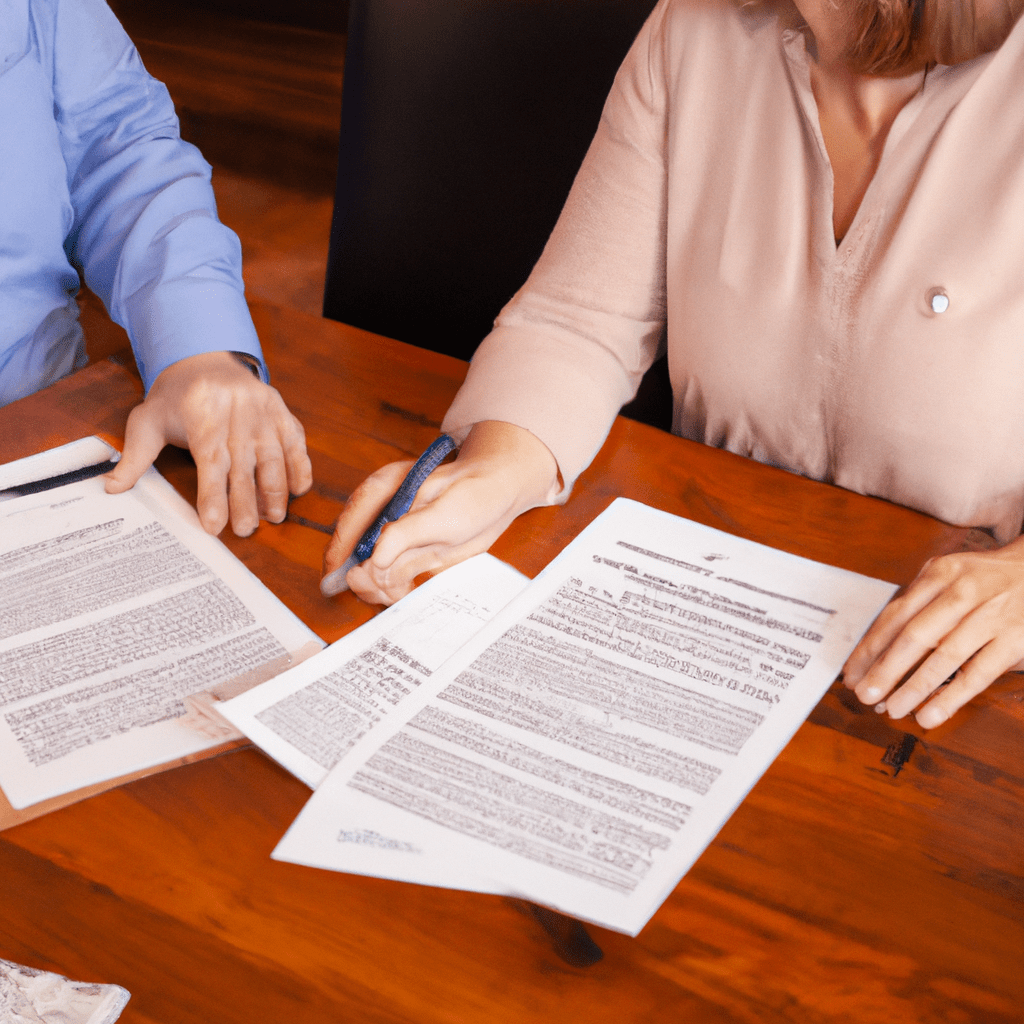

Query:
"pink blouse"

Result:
[[442, 0, 1024, 541]]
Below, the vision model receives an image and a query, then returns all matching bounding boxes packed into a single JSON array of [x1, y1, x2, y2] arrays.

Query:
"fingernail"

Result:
[[873, 701, 887, 714], [916, 706, 944, 729], [862, 687, 881, 702]]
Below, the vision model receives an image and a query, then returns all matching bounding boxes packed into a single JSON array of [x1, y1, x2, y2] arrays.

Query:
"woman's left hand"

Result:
[[842, 535, 1024, 728]]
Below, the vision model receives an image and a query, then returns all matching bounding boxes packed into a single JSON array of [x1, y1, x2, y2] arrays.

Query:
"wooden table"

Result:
[[1, 299, 1021, 1024]]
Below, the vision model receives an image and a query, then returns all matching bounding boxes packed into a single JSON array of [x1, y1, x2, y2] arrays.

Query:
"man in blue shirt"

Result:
[[2, 0, 312, 534]]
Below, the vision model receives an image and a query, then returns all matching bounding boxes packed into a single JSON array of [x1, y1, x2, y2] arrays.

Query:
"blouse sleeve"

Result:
[[442, 0, 673, 500], [49, 0, 266, 390]]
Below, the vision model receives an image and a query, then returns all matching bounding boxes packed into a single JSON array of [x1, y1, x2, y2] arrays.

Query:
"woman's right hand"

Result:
[[322, 420, 560, 605]]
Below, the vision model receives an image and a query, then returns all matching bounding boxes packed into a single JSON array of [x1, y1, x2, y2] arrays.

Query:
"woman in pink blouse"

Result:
[[325, 0, 1024, 729]]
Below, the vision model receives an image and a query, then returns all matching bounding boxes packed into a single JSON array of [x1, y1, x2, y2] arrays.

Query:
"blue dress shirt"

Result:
[[0, 0, 266, 407]]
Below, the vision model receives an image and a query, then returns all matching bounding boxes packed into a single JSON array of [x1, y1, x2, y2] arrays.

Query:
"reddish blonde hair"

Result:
[[843, 0, 924, 74], [747, 0, 1024, 73]]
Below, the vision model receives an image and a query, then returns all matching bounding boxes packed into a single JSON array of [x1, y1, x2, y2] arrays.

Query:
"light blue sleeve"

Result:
[[49, 0, 268, 390]]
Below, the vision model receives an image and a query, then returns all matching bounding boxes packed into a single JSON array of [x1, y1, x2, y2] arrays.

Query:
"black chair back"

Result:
[[324, 0, 658, 363]]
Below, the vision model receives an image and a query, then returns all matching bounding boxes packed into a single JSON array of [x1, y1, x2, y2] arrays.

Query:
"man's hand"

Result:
[[104, 351, 312, 535], [842, 536, 1024, 728], [323, 421, 560, 605]]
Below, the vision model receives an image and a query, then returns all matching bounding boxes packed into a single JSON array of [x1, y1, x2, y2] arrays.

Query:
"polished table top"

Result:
[[1, 299, 1021, 1024]]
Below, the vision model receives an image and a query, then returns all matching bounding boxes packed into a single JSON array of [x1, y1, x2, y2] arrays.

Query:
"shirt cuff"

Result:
[[125, 278, 267, 390]]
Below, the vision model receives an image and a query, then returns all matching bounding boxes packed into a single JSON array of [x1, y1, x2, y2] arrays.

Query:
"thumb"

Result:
[[323, 461, 413, 575], [104, 403, 170, 494]]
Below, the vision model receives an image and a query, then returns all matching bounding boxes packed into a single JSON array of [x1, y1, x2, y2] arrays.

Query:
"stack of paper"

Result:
[[221, 498, 896, 935], [0, 438, 321, 817]]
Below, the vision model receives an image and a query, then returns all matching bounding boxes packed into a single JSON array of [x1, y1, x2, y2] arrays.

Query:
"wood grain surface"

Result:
[[1, 300, 1021, 1024]]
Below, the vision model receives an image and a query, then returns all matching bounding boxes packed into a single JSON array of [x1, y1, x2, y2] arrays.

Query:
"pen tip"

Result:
[[320, 555, 360, 597]]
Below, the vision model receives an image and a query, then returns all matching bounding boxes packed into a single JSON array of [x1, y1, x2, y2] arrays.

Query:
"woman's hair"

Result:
[[747, 1, 1024, 73], [843, 0, 924, 74], [847, 0, 1024, 73]]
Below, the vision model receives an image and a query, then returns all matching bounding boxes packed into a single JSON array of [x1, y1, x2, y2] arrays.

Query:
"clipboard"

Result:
[[0, 438, 323, 830]]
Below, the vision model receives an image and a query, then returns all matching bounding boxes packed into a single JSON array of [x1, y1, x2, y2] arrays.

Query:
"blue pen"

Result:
[[320, 434, 458, 597]]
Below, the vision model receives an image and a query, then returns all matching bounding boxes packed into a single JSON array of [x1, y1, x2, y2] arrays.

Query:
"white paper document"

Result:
[[271, 498, 897, 935], [218, 554, 530, 788], [0, 438, 322, 810]]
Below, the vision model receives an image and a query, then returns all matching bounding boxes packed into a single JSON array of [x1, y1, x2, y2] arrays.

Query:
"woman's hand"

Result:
[[105, 351, 312, 536], [842, 536, 1024, 728], [323, 420, 560, 606]]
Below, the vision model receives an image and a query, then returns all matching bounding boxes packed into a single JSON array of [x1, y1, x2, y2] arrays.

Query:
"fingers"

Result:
[[368, 471, 507, 569], [369, 517, 510, 600], [849, 585, 972, 707], [238, 403, 312, 534], [322, 461, 471, 603], [870, 607, 993, 720], [344, 511, 508, 605], [103, 403, 169, 494], [344, 560, 421, 606], [344, 477, 521, 606], [913, 637, 1020, 727], [841, 544, 1024, 728], [842, 561, 949, 686], [251, 412, 306, 524], [218, 406, 307, 536], [192, 428, 234, 536], [323, 461, 414, 576], [344, 549, 445, 606], [255, 446, 290, 524], [283, 415, 313, 498], [869, 592, 1022, 723]]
